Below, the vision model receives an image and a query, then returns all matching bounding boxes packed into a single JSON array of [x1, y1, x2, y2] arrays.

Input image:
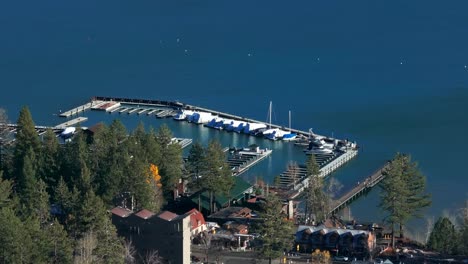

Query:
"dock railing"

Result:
[[329, 162, 389, 215]]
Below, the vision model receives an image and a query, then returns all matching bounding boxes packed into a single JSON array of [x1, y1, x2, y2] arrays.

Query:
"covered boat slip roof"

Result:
[[296, 225, 370, 236], [244, 123, 267, 130]]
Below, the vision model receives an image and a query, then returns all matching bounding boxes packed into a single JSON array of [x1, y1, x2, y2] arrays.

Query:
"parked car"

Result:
[[333, 256, 349, 261]]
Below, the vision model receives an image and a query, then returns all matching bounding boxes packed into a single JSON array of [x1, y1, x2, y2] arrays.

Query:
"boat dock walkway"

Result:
[[54, 117, 88, 129], [170, 138, 193, 149], [60, 100, 104, 117], [329, 162, 389, 215]]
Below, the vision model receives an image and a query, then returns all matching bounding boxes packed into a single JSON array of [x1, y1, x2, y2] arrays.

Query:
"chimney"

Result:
[[288, 200, 294, 220]]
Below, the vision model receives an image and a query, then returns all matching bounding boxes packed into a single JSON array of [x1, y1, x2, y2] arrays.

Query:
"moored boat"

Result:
[[173, 110, 194, 121], [305, 145, 334, 155], [243, 122, 267, 134], [265, 128, 288, 140]]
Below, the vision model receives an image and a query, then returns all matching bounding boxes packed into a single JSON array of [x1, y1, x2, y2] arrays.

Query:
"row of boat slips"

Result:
[[173, 110, 297, 141]]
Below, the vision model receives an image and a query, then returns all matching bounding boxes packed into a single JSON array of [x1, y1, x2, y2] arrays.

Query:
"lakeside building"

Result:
[[295, 225, 376, 257]]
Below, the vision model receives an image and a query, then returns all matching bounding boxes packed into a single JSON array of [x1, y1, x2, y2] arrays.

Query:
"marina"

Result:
[[57, 96, 364, 204], [60, 96, 357, 142]]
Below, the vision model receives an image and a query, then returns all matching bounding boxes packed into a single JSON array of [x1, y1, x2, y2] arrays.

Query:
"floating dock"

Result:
[[54, 117, 88, 129], [170, 138, 193, 149], [227, 147, 273, 176], [147, 109, 158, 115], [137, 109, 148, 115], [59, 100, 104, 117], [127, 108, 139, 114]]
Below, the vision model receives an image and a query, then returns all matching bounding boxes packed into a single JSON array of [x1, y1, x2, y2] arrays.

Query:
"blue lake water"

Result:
[[1, 0, 467, 239]]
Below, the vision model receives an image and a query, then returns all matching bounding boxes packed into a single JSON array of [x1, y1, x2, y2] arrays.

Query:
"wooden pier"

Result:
[[329, 163, 388, 215]]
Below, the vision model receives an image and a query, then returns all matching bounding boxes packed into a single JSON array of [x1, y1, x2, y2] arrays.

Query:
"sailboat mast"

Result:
[[269, 101, 272, 128], [289, 110, 291, 132]]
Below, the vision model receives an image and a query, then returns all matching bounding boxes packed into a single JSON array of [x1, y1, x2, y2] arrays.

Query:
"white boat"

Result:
[[60, 127, 76, 139], [262, 128, 277, 136], [282, 133, 297, 141], [173, 110, 194, 121], [282, 110, 297, 141], [265, 128, 288, 140], [305, 146, 334, 155], [310, 137, 335, 149]]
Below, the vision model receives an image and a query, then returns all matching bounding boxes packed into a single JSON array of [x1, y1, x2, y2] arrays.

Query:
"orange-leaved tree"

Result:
[[145, 163, 163, 211]]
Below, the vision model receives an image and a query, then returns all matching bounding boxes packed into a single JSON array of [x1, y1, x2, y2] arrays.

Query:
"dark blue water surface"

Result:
[[1, 0, 467, 239]]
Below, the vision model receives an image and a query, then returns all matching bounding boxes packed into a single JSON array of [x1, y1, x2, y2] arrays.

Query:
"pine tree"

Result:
[[459, 203, 468, 255], [304, 154, 328, 223], [201, 140, 233, 213], [427, 217, 456, 254], [259, 193, 294, 263], [74, 189, 124, 262], [187, 142, 205, 182], [154, 124, 184, 199], [0, 174, 13, 209], [93, 216, 125, 263], [45, 219, 73, 264], [399, 155, 431, 238], [37, 129, 60, 190], [32, 179, 51, 225], [18, 147, 39, 216], [14, 106, 41, 160], [379, 153, 431, 247], [0, 107, 9, 147], [0, 207, 32, 263]]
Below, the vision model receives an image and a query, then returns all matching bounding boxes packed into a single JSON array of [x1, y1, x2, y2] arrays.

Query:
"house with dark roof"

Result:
[[295, 225, 376, 257], [111, 208, 191, 264]]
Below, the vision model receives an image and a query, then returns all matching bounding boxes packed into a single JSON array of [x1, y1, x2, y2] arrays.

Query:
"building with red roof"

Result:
[[134, 209, 155, 220], [186, 208, 207, 236]]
